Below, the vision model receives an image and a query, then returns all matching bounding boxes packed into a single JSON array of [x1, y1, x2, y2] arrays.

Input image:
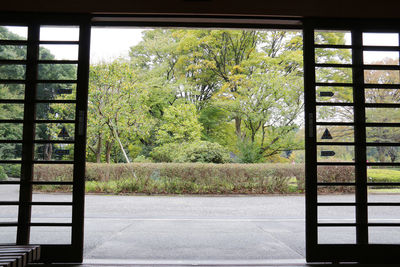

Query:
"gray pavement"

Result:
[[1, 186, 400, 263], [83, 195, 306, 260]]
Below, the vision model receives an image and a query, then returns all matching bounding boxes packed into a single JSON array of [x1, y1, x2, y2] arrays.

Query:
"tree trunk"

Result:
[[112, 128, 131, 164], [105, 141, 112, 164], [261, 126, 266, 148], [251, 128, 256, 143], [44, 143, 52, 161], [235, 117, 242, 140], [96, 134, 102, 163], [377, 147, 386, 162]]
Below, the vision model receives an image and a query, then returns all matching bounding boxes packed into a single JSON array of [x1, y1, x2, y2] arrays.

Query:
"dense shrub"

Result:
[[34, 164, 73, 181], [236, 140, 263, 163], [35, 162, 304, 194], [0, 166, 7, 180], [37, 163, 394, 195], [132, 155, 154, 163], [181, 141, 231, 163], [151, 141, 231, 163], [1, 164, 20, 178], [150, 143, 183, 162], [317, 166, 355, 193]]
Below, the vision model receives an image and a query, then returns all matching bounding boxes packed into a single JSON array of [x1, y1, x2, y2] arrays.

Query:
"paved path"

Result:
[[1, 188, 400, 262], [83, 195, 306, 260]]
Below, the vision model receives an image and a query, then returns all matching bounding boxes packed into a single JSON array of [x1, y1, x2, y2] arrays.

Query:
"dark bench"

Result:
[[0, 246, 40, 267]]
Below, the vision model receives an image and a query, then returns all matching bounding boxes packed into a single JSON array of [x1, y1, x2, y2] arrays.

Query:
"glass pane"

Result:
[[35, 123, 74, 141], [316, 67, 352, 83], [0, 26, 27, 40], [0, 206, 18, 223], [37, 83, 76, 100], [39, 45, 78, 61], [364, 70, 400, 84], [40, 26, 79, 41], [34, 143, 74, 161], [0, 84, 25, 100], [0, 123, 23, 140], [317, 165, 355, 183], [316, 106, 353, 122], [318, 186, 355, 201], [366, 108, 400, 123], [318, 206, 355, 223], [367, 127, 400, 143], [314, 31, 351, 45], [0, 185, 20, 202], [369, 206, 400, 223], [315, 48, 352, 64], [33, 189, 72, 205], [367, 147, 400, 163], [0, 103, 24, 119], [368, 185, 400, 203], [0, 143, 22, 160], [33, 164, 73, 182], [0, 45, 27, 60], [317, 126, 354, 143], [317, 145, 354, 162], [30, 227, 71, 244], [36, 103, 76, 120], [363, 33, 399, 46], [0, 163, 21, 181], [0, 64, 26, 80], [365, 89, 400, 103], [33, 185, 72, 199], [369, 227, 400, 244], [38, 64, 77, 81], [364, 51, 399, 65], [0, 227, 17, 244], [368, 167, 400, 184], [316, 86, 353, 103], [31, 205, 72, 223], [318, 227, 356, 244]]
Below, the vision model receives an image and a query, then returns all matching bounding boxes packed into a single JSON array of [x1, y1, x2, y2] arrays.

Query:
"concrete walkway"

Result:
[[83, 195, 306, 261], [2, 190, 400, 264]]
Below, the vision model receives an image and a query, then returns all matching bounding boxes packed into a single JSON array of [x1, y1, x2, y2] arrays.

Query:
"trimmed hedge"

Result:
[[32, 163, 363, 194], [34, 163, 305, 194]]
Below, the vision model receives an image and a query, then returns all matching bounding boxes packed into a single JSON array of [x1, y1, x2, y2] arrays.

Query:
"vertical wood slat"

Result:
[[303, 20, 318, 262], [351, 29, 368, 245], [16, 24, 39, 245], [71, 19, 91, 263]]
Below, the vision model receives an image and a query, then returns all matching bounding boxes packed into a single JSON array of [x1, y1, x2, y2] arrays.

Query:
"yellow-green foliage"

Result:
[[367, 168, 400, 183]]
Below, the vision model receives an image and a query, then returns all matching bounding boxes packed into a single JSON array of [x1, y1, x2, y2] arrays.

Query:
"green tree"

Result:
[[156, 103, 202, 145], [0, 26, 78, 161], [88, 60, 157, 163], [130, 29, 306, 161]]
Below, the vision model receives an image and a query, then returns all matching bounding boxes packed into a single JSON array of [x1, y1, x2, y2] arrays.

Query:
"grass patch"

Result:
[[367, 168, 400, 183], [85, 175, 293, 195]]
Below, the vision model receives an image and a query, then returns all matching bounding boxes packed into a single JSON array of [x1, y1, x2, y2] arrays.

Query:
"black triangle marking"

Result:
[[321, 128, 332, 140], [58, 126, 70, 138]]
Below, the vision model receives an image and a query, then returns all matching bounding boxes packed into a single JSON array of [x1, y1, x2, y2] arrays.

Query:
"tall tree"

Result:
[[130, 29, 305, 160], [88, 60, 157, 163]]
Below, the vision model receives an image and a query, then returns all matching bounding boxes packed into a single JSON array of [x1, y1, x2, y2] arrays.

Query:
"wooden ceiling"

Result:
[[0, 0, 400, 19]]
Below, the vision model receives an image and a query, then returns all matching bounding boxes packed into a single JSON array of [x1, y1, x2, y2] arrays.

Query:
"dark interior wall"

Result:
[[0, 0, 400, 18]]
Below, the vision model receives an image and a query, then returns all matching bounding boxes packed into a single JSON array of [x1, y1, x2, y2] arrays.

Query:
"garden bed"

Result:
[[30, 163, 368, 195]]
